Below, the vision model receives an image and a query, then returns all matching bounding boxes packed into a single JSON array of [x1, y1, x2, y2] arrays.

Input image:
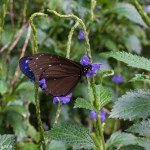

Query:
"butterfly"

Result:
[[19, 53, 92, 97]]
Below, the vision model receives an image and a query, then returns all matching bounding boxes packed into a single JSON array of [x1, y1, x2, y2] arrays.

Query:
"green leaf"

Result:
[[126, 119, 150, 136], [103, 3, 147, 27], [106, 132, 136, 149], [120, 145, 145, 150], [48, 140, 66, 150], [136, 138, 150, 150], [129, 74, 150, 83], [0, 134, 15, 150], [74, 98, 98, 111], [6, 111, 26, 141], [0, 79, 8, 95], [101, 51, 150, 72], [45, 123, 96, 149], [110, 89, 150, 121], [126, 35, 142, 54], [89, 85, 112, 109]]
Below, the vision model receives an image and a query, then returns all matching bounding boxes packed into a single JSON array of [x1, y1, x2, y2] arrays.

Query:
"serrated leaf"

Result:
[[89, 85, 112, 109], [103, 3, 147, 27], [136, 138, 150, 150], [106, 132, 136, 150], [110, 89, 150, 121], [129, 74, 150, 83], [0, 134, 15, 150], [49, 140, 66, 150], [74, 98, 98, 111], [126, 119, 150, 136], [101, 51, 150, 72], [120, 145, 145, 150], [45, 123, 96, 149]]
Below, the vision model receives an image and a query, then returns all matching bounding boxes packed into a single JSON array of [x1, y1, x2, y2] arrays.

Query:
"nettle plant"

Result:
[[1, 1, 150, 150]]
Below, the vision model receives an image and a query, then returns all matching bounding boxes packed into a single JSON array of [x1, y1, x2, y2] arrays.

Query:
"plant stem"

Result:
[[97, 113, 106, 150], [47, 9, 92, 61], [132, 0, 150, 28], [53, 101, 62, 127], [34, 80, 47, 150], [66, 21, 79, 58]]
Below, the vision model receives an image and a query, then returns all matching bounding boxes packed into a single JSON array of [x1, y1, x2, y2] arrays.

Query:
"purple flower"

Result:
[[39, 78, 47, 88], [53, 93, 72, 104], [78, 30, 84, 39], [111, 74, 123, 83], [91, 110, 106, 122], [80, 55, 103, 78]]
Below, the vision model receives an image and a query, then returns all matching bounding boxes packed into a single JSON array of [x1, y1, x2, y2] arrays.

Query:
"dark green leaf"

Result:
[[120, 145, 145, 150], [45, 123, 96, 149], [101, 51, 150, 72], [110, 89, 150, 120], [127, 119, 150, 136], [106, 132, 136, 150], [74, 98, 98, 111]]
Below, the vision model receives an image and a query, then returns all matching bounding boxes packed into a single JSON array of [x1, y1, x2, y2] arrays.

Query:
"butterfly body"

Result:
[[19, 53, 92, 97]]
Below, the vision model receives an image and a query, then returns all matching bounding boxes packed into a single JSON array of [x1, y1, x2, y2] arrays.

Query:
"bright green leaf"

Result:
[[49, 140, 66, 150], [74, 98, 98, 111], [136, 138, 150, 150], [110, 89, 150, 121], [0, 134, 15, 150], [103, 3, 147, 27], [0, 79, 8, 95], [106, 132, 136, 150], [101, 51, 150, 72], [45, 123, 96, 149], [126, 119, 150, 136], [89, 85, 112, 109]]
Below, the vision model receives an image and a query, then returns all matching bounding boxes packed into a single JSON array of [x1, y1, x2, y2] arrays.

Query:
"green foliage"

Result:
[[0, 134, 15, 150], [120, 145, 145, 150], [0, 79, 8, 95], [129, 74, 150, 83], [126, 119, 150, 136], [74, 97, 98, 111], [89, 85, 112, 109], [45, 123, 96, 149], [106, 132, 136, 150], [103, 3, 147, 27], [110, 89, 150, 121], [101, 51, 150, 72], [48, 140, 66, 150], [136, 138, 150, 150], [6, 111, 26, 141]]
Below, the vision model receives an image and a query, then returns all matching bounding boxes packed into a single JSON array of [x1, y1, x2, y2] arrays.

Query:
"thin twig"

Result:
[[10, 0, 14, 32], [9, 24, 31, 91]]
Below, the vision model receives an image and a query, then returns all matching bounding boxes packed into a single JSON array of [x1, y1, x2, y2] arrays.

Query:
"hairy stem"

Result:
[[34, 80, 47, 150], [66, 21, 79, 58], [132, 0, 150, 28]]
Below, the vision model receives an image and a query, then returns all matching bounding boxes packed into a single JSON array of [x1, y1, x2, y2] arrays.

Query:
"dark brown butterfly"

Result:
[[19, 53, 92, 97]]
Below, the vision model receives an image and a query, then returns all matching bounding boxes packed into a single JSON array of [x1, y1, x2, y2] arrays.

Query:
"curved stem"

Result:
[[34, 80, 47, 150], [29, 13, 47, 54], [47, 9, 92, 61], [66, 21, 79, 58], [132, 0, 150, 28]]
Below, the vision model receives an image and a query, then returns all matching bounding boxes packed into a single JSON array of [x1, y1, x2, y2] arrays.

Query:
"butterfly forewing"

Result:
[[20, 53, 84, 96]]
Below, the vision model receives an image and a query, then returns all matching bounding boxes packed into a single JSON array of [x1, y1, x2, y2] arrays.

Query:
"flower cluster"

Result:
[[39, 79, 47, 89], [80, 55, 103, 78], [91, 110, 106, 122], [78, 30, 84, 39], [111, 74, 123, 83], [53, 93, 72, 104]]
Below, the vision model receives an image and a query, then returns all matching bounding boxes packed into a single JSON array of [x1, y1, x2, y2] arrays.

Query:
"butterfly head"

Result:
[[80, 64, 92, 76]]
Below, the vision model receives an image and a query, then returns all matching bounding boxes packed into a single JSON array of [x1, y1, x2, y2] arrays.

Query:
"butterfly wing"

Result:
[[26, 53, 83, 96], [42, 75, 81, 97]]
